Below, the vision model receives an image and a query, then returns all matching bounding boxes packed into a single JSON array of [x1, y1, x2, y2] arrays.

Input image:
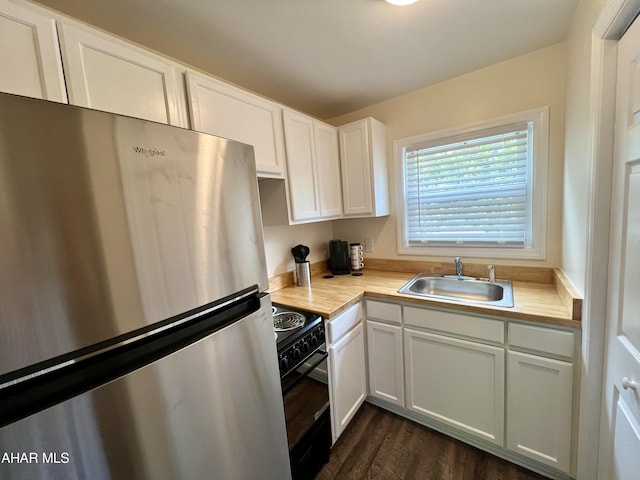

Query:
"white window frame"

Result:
[[394, 106, 549, 259]]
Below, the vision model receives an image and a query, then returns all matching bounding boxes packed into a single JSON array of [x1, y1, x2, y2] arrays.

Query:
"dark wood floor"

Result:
[[317, 403, 550, 480]]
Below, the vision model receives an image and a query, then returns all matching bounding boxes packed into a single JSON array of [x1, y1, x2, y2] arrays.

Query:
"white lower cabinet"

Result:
[[404, 327, 505, 445], [367, 321, 404, 406], [506, 351, 573, 472], [327, 303, 366, 444], [364, 302, 579, 478]]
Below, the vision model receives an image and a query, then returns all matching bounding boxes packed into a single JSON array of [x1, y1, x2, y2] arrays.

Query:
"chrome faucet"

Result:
[[454, 257, 463, 277], [488, 264, 495, 282]]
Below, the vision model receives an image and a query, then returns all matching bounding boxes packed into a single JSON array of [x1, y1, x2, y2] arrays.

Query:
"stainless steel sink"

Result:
[[398, 274, 514, 308]]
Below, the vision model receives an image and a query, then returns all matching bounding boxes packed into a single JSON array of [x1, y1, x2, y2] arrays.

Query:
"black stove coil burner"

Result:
[[273, 312, 306, 331]]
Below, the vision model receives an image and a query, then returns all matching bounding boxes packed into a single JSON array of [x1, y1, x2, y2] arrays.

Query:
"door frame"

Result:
[[581, 0, 640, 478]]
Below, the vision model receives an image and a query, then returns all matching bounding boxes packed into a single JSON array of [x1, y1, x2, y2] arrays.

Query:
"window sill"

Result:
[[397, 244, 546, 260]]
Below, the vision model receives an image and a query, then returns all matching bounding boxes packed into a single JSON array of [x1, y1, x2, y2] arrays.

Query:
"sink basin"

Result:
[[398, 274, 514, 308]]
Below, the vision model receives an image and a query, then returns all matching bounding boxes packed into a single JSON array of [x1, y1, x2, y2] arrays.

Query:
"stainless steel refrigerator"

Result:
[[0, 92, 291, 479]]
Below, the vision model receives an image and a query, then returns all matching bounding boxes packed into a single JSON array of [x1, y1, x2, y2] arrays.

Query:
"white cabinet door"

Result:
[[338, 117, 389, 218], [283, 110, 343, 223], [185, 71, 285, 177], [282, 110, 321, 221], [58, 22, 187, 126], [339, 120, 372, 216], [367, 320, 404, 406], [328, 322, 366, 444], [404, 328, 504, 445], [507, 351, 573, 473], [0, 0, 66, 102], [313, 121, 342, 219]]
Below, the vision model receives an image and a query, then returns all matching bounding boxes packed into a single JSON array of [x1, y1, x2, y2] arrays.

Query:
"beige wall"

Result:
[[258, 179, 335, 277], [263, 222, 332, 277], [329, 43, 567, 268], [562, 0, 607, 296]]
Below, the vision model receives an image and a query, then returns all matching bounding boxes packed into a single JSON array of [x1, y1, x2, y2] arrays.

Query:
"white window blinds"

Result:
[[404, 122, 532, 246]]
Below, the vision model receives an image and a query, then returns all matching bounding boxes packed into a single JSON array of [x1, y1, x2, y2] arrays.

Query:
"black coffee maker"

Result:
[[328, 240, 350, 275]]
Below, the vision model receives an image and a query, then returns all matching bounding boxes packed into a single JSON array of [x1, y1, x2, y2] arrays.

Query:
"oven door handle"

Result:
[[283, 350, 328, 396]]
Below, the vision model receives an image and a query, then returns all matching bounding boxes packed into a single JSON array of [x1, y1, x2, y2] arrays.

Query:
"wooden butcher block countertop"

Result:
[[269, 262, 582, 330]]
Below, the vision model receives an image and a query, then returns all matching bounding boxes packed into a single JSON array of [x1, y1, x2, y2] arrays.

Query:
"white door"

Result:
[[600, 14, 640, 479]]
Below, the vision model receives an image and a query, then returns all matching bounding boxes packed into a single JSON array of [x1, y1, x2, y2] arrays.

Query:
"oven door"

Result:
[[282, 349, 331, 480]]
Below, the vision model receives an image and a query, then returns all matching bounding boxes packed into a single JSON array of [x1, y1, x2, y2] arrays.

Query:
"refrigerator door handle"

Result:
[[0, 295, 261, 428]]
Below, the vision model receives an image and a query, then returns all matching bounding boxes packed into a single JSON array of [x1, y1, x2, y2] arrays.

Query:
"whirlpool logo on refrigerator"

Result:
[[132, 146, 166, 158]]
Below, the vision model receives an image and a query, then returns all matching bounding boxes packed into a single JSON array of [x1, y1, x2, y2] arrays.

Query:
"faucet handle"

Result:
[[487, 264, 495, 282]]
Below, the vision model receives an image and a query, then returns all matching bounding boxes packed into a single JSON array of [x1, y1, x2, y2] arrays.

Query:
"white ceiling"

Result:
[[33, 0, 579, 119]]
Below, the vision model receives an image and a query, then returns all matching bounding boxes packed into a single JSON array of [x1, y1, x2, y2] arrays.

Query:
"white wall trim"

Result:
[[579, 1, 640, 478], [394, 107, 549, 261], [594, 0, 640, 38]]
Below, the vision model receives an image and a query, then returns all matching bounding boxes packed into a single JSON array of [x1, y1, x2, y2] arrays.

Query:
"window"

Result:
[[395, 107, 548, 259]]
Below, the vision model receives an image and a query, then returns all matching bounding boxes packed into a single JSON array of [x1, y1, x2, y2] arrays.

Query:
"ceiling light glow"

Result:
[[385, 0, 419, 5]]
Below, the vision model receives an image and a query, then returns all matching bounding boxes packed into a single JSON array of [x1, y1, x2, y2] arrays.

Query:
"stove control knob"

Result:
[[310, 335, 318, 347], [302, 341, 310, 353], [280, 357, 289, 371], [293, 348, 301, 360], [318, 330, 325, 340]]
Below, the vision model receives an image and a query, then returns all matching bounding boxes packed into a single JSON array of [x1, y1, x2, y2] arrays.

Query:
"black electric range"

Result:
[[272, 303, 325, 378], [272, 303, 331, 480]]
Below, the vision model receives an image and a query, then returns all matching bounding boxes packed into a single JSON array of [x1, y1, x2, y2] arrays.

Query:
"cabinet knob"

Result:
[[622, 377, 638, 391]]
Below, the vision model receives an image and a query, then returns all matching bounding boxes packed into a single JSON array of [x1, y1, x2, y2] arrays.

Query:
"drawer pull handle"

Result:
[[622, 377, 638, 391]]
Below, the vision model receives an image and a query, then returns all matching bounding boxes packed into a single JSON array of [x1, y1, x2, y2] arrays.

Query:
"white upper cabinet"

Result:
[[283, 110, 320, 221], [313, 121, 343, 218], [282, 109, 342, 223], [57, 21, 188, 127], [338, 117, 390, 217], [0, 0, 66, 102], [185, 71, 286, 178]]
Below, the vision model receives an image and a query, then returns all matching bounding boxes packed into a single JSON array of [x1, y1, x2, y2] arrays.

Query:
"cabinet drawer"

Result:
[[326, 302, 363, 345], [365, 300, 401, 324], [404, 306, 504, 344], [508, 323, 575, 358]]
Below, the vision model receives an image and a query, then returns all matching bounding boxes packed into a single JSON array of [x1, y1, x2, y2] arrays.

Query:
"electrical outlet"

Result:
[[364, 238, 374, 252]]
